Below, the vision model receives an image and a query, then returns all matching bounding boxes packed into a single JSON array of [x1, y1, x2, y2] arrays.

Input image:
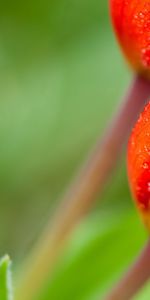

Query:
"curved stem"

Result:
[[104, 240, 150, 300], [16, 75, 150, 300]]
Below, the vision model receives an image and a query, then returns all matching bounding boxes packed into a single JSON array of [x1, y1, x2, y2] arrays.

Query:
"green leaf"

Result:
[[35, 211, 146, 300], [135, 281, 150, 299], [0, 255, 13, 300]]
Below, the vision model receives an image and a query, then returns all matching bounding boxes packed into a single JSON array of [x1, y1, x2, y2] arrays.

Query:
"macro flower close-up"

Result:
[[1, 1, 150, 300], [128, 102, 150, 229], [110, 0, 150, 77]]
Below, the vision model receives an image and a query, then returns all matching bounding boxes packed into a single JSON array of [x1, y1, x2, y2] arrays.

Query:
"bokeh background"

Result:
[[0, 0, 149, 299]]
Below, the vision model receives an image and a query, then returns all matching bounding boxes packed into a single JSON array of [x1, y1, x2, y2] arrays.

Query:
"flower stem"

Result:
[[104, 240, 150, 300], [16, 75, 150, 300]]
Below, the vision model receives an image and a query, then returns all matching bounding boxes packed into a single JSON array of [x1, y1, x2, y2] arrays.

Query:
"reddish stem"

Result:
[[16, 75, 150, 300]]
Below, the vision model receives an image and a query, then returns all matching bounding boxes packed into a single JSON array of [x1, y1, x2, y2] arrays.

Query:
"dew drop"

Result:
[[143, 162, 149, 169], [131, 140, 135, 146], [147, 182, 150, 192]]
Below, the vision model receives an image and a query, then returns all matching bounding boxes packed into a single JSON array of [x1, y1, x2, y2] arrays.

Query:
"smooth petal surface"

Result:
[[110, 0, 150, 78]]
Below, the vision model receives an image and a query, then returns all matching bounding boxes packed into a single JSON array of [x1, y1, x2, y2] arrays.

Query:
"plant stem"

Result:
[[104, 240, 150, 300], [16, 75, 150, 300]]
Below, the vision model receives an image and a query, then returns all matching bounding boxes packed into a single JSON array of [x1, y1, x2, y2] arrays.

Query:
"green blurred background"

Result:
[[0, 0, 149, 299]]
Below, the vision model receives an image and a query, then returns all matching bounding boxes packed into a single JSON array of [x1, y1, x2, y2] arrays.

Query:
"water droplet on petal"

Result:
[[143, 162, 149, 169], [147, 182, 150, 192]]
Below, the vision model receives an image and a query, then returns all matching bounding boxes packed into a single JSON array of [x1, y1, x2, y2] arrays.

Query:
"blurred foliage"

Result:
[[36, 212, 147, 300], [0, 0, 149, 299], [0, 255, 13, 300]]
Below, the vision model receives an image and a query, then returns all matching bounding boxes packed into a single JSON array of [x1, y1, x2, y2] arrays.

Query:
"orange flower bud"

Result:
[[110, 0, 150, 78], [128, 102, 150, 229]]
